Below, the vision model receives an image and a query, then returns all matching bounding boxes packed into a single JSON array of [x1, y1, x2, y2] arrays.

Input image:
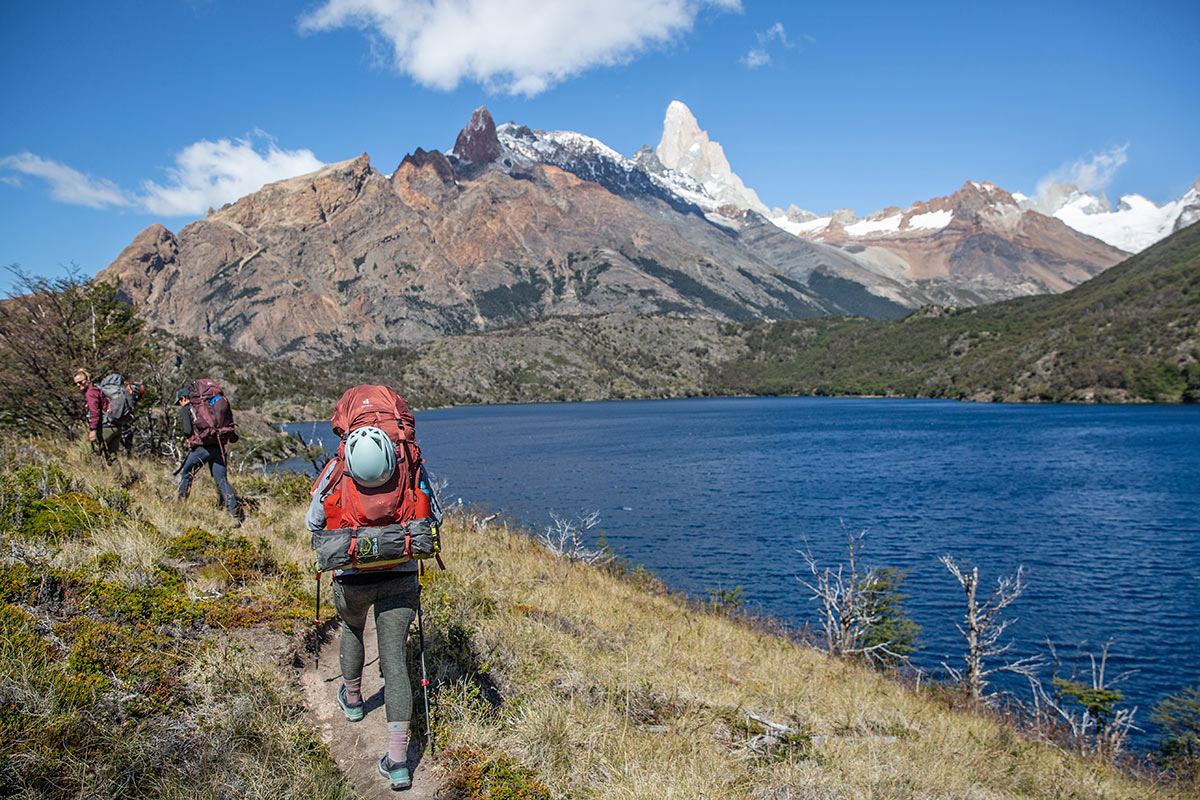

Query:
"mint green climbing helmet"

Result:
[[344, 426, 396, 488]]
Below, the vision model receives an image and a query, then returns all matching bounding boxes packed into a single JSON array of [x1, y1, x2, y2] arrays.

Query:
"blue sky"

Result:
[[2, 0, 1197, 288]]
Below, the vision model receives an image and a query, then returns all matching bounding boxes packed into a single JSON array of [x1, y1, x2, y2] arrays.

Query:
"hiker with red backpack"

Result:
[[175, 379, 243, 523], [307, 385, 442, 792]]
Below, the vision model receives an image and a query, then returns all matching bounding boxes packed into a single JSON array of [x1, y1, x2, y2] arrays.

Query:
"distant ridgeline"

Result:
[[98, 106, 1139, 366], [710, 218, 1200, 403], [152, 220, 1199, 416]]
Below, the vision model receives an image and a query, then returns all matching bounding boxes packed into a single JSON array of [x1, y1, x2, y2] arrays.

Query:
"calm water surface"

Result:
[[283, 397, 1200, 746]]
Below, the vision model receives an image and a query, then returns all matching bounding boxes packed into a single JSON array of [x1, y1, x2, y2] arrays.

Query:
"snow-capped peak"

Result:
[[1022, 179, 1200, 253], [497, 123, 628, 167], [655, 101, 769, 216]]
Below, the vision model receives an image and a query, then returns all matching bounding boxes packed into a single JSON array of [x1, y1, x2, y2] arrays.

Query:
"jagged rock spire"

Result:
[[655, 100, 768, 216], [453, 106, 502, 164]]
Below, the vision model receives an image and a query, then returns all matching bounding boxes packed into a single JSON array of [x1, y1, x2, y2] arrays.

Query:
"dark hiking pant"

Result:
[[177, 445, 239, 516], [332, 571, 419, 724], [93, 426, 124, 475]]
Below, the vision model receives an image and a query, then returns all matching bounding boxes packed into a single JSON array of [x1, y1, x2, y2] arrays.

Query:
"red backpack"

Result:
[[321, 385, 422, 528], [187, 378, 238, 447]]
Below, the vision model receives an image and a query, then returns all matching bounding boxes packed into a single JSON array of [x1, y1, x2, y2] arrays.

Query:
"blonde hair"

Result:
[[72, 369, 90, 383]]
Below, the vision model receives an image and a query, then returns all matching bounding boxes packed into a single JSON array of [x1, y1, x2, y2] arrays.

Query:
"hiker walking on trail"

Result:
[[74, 369, 129, 469], [176, 380, 243, 523], [308, 385, 443, 793]]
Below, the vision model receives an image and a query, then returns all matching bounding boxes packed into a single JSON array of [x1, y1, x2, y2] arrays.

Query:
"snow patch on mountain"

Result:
[[908, 209, 953, 230], [846, 214, 903, 236], [495, 120, 736, 224], [1021, 178, 1200, 253], [772, 214, 833, 236]]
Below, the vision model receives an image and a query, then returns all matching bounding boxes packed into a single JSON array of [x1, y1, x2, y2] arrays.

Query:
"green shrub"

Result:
[[441, 745, 552, 800], [21, 491, 113, 541], [238, 470, 313, 504], [1151, 683, 1200, 774]]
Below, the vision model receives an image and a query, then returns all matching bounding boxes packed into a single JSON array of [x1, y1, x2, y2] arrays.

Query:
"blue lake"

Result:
[[282, 397, 1200, 748]]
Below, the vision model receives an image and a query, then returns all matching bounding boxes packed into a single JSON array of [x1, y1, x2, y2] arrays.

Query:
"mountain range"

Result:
[[97, 103, 1195, 361], [165, 218, 1200, 418]]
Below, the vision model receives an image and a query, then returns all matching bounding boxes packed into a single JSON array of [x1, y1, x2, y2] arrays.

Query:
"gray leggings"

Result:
[[332, 571, 420, 723]]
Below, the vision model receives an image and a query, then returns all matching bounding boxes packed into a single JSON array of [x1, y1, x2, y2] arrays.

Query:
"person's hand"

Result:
[[88, 430, 96, 442]]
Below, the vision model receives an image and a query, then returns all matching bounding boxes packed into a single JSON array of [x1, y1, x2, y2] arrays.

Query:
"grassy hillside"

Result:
[[710, 222, 1200, 403], [0, 437, 1190, 798]]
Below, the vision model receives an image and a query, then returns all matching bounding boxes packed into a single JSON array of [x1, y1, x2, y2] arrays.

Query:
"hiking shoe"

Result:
[[336, 684, 364, 722], [378, 754, 412, 791]]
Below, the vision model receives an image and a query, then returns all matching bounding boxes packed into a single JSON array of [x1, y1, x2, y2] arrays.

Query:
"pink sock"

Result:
[[388, 721, 409, 764], [344, 677, 362, 705]]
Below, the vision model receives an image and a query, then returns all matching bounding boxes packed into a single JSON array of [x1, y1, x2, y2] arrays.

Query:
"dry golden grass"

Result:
[[425, 515, 1185, 800], [5, 438, 1185, 799]]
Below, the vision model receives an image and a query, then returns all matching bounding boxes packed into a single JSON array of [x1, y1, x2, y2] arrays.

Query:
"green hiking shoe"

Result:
[[337, 684, 364, 722], [378, 754, 412, 791]]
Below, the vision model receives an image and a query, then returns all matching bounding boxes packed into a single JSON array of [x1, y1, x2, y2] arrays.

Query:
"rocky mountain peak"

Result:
[[659, 101, 703, 157], [1174, 178, 1200, 232], [397, 147, 455, 184], [453, 106, 502, 164], [631, 144, 666, 176], [104, 223, 178, 306], [946, 180, 1022, 220], [655, 100, 768, 216]]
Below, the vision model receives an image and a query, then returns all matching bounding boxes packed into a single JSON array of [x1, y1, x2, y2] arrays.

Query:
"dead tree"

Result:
[[536, 510, 609, 566], [1022, 638, 1139, 759], [799, 525, 914, 665], [940, 555, 1041, 702]]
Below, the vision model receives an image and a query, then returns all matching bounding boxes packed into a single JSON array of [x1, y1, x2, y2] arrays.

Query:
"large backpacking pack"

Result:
[[98, 373, 137, 426], [310, 384, 443, 573], [187, 378, 238, 447]]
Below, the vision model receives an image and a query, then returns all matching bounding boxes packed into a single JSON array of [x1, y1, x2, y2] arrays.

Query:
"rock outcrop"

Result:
[[452, 106, 502, 164]]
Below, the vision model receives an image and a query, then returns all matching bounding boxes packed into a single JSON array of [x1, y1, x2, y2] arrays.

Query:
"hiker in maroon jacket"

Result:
[[73, 369, 122, 467], [175, 388, 243, 522]]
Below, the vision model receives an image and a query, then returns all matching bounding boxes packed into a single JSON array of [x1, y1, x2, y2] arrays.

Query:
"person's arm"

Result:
[[178, 405, 194, 437], [305, 459, 338, 532], [85, 387, 103, 431]]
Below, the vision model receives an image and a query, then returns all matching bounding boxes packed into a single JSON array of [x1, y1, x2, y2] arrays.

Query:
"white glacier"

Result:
[[907, 209, 953, 231], [845, 214, 903, 236]]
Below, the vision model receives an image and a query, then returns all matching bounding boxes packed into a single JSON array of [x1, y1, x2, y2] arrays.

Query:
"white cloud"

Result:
[[741, 20, 796, 69], [761, 21, 789, 47], [1, 133, 324, 217], [1035, 144, 1129, 199], [0, 153, 131, 209], [741, 47, 769, 68], [139, 134, 324, 215], [299, 0, 742, 96]]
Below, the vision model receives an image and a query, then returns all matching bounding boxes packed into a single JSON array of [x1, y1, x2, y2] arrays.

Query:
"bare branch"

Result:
[[940, 554, 1029, 703], [536, 510, 610, 566]]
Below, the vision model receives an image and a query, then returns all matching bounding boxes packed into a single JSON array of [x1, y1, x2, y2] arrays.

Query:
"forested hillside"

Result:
[[711, 220, 1200, 403]]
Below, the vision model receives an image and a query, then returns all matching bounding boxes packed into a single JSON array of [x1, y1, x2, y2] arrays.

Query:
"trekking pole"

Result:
[[314, 570, 322, 672], [417, 566, 434, 754]]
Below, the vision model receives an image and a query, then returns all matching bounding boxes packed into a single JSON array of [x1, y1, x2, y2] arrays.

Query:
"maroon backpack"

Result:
[[187, 379, 238, 447]]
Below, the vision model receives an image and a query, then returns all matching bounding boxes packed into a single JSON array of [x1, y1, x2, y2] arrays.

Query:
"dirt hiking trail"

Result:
[[302, 614, 443, 799]]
